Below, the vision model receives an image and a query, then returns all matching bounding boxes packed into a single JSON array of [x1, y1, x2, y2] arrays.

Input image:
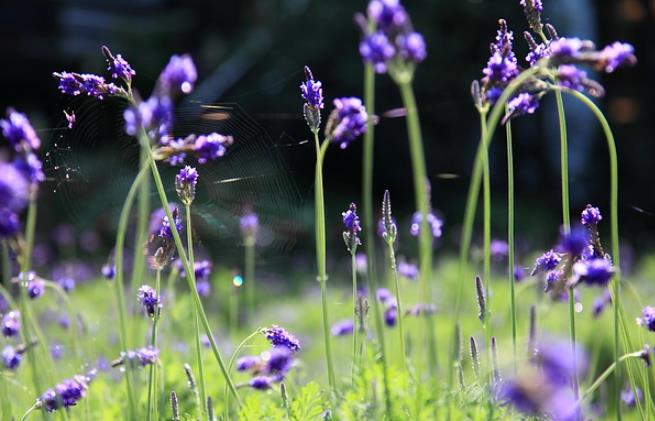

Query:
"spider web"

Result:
[[45, 96, 304, 260]]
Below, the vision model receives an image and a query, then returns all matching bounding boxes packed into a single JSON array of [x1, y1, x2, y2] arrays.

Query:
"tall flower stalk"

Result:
[[505, 112, 518, 367], [342, 203, 362, 384]]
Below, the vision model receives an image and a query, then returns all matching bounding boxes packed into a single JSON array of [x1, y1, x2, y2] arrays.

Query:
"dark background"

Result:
[[2, 0, 654, 264]]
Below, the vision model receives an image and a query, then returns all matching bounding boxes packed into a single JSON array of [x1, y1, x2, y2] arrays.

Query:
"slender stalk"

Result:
[[397, 79, 437, 374], [147, 269, 162, 421], [146, 151, 241, 407], [114, 163, 149, 420], [351, 252, 359, 385], [1, 241, 13, 419], [561, 88, 629, 421], [455, 66, 542, 316], [225, 329, 261, 417], [481, 114, 492, 328], [131, 145, 150, 307], [244, 235, 255, 322], [313, 132, 337, 394], [19, 403, 38, 421], [580, 351, 643, 403], [186, 204, 207, 417], [505, 116, 517, 369], [386, 241, 407, 371]]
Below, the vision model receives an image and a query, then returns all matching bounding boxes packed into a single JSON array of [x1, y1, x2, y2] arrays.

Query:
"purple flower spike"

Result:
[[2, 345, 22, 370], [359, 31, 396, 74], [300, 66, 324, 110], [2, 311, 20, 337], [331, 319, 354, 336], [105, 49, 135, 82], [398, 261, 419, 280], [262, 325, 301, 353], [557, 65, 587, 92], [637, 306, 655, 332], [0, 161, 30, 213], [25, 273, 45, 300], [533, 339, 588, 386], [175, 166, 198, 205], [573, 258, 614, 287], [1, 108, 41, 152], [137, 285, 161, 318], [342, 203, 362, 253], [117, 346, 160, 368], [159, 208, 182, 240], [410, 211, 443, 239], [504, 93, 540, 122], [0, 209, 21, 238], [249, 376, 272, 390], [376, 288, 392, 303], [263, 347, 293, 379], [159, 54, 197, 95], [236, 355, 261, 372], [240, 212, 259, 238], [194, 133, 233, 164], [196, 280, 211, 297], [101, 264, 115, 280], [533, 250, 562, 275], [38, 371, 95, 413], [325, 97, 368, 149], [600, 42, 637, 73], [581, 204, 602, 226], [384, 306, 397, 327]]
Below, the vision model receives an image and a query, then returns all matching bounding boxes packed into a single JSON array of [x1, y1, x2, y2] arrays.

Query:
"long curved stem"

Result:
[[146, 151, 241, 407], [455, 66, 542, 317], [579, 351, 643, 403], [505, 116, 517, 369], [186, 204, 207, 418], [225, 329, 261, 417], [114, 163, 149, 420], [387, 242, 407, 372], [313, 132, 336, 394]]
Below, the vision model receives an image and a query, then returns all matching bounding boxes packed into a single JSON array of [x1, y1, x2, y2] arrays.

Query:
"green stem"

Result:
[[455, 66, 542, 316], [1, 242, 13, 418], [225, 329, 261, 418], [131, 145, 150, 311], [114, 163, 149, 420], [147, 269, 162, 421], [351, 252, 359, 386], [146, 151, 241, 407], [397, 80, 436, 375], [580, 352, 642, 403], [505, 115, 517, 369], [19, 403, 38, 421], [1, 240, 9, 286], [186, 203, 207, 418], [313, 132, 337, 394], [560, 88, 628, 421], [387, 242, 407, 372], [245, 236, 255, 322]]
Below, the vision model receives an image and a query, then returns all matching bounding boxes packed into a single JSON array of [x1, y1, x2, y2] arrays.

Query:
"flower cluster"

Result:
[[153, 133, 234, 166], [137, 285, 161, 318], [324, 97, 369, 149], [178, 259, 213, 297], [1, 311, 20, 337], [239, 326, 301, 390], [637, 306, 655, 332], [22, 271, 45, 300], [498, 339, 586, 420], [175, 166, 198, 205], [330, 319, 355, 337], [531, 205, 614, 300], [36, 370, 96, 413], [112, 346, 160, 369], [377, 288, 399, 327], [409, 210, 443, 239], [342, 203, 362, 254], [0, 108, 45, 238], [147, 207, 182, 270], [357, 0, 427, 75]]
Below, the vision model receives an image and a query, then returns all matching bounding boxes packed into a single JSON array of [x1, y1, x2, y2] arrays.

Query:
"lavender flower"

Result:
[[196, 280, 211, 297], [376, 288, 393, 303], [599, 42, 637, 73], [367, 0, 408, 32], [149, 204, 179, 236], [325, 97, 368, 149], [0, 208, 21, 237], [194, 260, 212, 283], [533, 339, 588, 386], [359, 31, 396, 74], [409, 211, 443, 239], [300, 66, 324, 110], [1, 108, 41, 151], [194, 133, 233, 164], [159, 207, 182, 240], [102, 46, 135, 82], [556, 226, 588, 256], [101, 263, 115, 280], [2, 311, 20, 337], [0, 161, 30, 212], [592, 289, 612, 318], [398, 261, 418, 280], [114, 346, 160, 369], [342, 202, 362, 253], [236, 356, 261, 372], [240, 212, 259, 239], [262, 346, 294, 379], [331, 319, 354, 336], [24, 272, 45, 299], [2, 345, 21, 370], [384, 306, 397, 327], [262, 325, 301, 353], [123, 95, 173, 141], [137, 285, 161, 318], [637, 306, 655, 332], [621, 387, 642, 407], [533, 250, 562, 275], [37, 371, 96, 413], [504, 93, 539, 122], [490, 239, 509, 261], [476, 19, 519, 109], [175, 166, 198, 205], [249, 376, 272, 390], [380, 190, 397, 244], [159, 54, 197, 95], [581, 204, 602, 226], [572, 258, 614, 287], [53, 72, 120, 100], [519, 0, 543, 32], [14, 152, 45, 185], [397, 32, 427, 63], [557, 65, 587, 91], [405, 303, 436, 317]]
